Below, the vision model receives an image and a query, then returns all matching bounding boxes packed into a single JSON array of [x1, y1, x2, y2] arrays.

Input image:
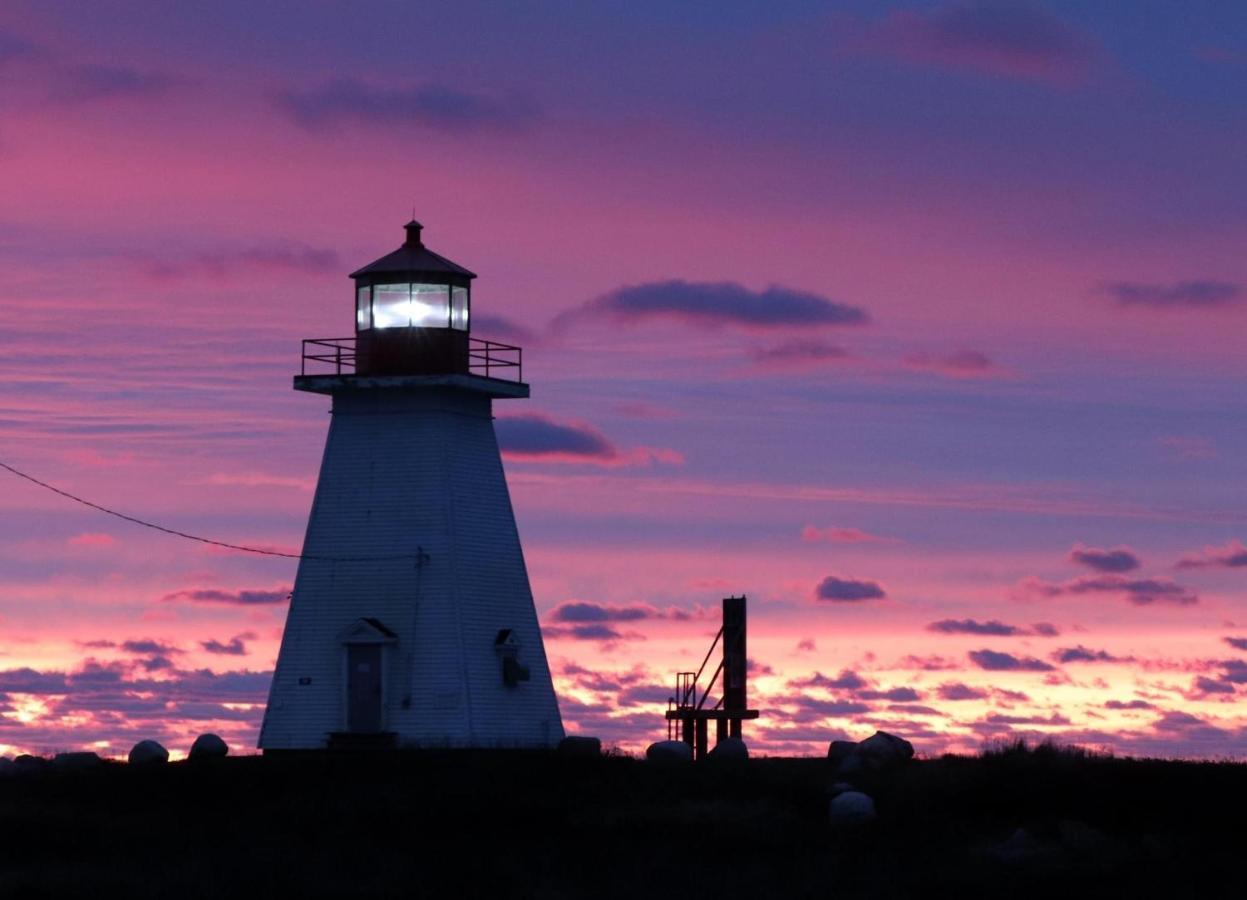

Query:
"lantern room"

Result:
[[349, 220, 476, 376]]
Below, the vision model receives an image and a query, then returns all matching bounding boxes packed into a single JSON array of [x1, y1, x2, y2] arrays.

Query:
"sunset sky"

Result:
[[1, 1, 1246, 759]]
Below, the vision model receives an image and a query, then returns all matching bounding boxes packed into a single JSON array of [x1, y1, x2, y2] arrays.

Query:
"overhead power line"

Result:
[[0, 459, 420, 563]]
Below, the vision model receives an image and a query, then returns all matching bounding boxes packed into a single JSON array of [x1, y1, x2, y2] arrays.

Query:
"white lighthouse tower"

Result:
[[259, 220, 564, 750]]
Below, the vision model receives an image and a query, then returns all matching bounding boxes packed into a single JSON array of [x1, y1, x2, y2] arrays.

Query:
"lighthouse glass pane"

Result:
[[450, 286, 468, 331], [355, 286, 371, 331], [372, 283, 411, 329], [411, 284, 450, 328]]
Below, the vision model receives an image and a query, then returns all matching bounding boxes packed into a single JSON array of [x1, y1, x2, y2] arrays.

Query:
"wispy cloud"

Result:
[[278, 79, 537, 134], [1019, 573, 1198, 606], [200, 633, 254, 656], [1103, 280, 1242, 310], [902, 349, 1007, 379], [750, 340, 851, 371], [53, 64, 177, 104], [542, 622, 644, 644], [1069, 544, 1141, 573], [159, 587, 290, 606], [1158, 436, 1217, 461], [788, 669, 867, 691], [926, 618, 1057, 637], [1105, 699, 1154, 710], [138, 244, 339, 280], [1175, 540, 1247, 570], [859, 1, 1100, 86], [968, 648, 1055, 671], [471, 314, 535, 344], [1051, 645, 1130, 664], [67, 532, 117, 548], [801, 525, 897, 544], [549, 601, 662, 623]]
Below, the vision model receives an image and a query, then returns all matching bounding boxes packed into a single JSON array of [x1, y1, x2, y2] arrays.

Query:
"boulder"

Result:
[[834, 731, 914, 780], [707, 737, 749, 761], [835, 752, 866, 781], [128, 740, 169, 766], [188, 733, 229, 761], [646, 740, 693, 764], [557, 736, 602, 758], [52, 751, 104, 772], [856, 731, 914, 768], [829, 790, 877, 826], [827, 740, 858, 765], [13, 754, 47, 773]]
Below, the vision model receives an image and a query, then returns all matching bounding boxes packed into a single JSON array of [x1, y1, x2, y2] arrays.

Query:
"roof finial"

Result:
[[404, 218, 423, 248]]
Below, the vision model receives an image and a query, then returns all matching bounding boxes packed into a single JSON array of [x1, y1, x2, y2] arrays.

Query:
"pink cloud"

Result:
[[67, 532, 117, 548], [1158, 436, 1218, 461], [200, 472, 314, 490], [1018, 573, 1198, 606], [801, 525, 898, 544], [1175, 540, 1247, 570], [749, 340, 852, 372], [902, 349, 1009, 379]]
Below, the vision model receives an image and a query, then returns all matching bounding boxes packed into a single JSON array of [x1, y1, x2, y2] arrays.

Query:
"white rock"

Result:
[[128, 740, 169, 766], [829, 790, 877, 825], [189, 733, 229, 761], [646, 740, 693, 763]]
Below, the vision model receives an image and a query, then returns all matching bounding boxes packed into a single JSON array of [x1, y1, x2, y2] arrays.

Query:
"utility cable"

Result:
[[0, 459, 420, 563]]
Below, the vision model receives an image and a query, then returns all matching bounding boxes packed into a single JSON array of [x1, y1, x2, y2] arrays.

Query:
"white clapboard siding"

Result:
[[259, 379, 564, 749]]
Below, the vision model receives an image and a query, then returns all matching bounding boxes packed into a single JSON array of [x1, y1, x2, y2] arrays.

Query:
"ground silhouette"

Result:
[[0, 742, 1242, 898]]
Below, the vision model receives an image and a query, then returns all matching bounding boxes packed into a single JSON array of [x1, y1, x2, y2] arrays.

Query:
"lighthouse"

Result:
[[259, 220, 564, 750]]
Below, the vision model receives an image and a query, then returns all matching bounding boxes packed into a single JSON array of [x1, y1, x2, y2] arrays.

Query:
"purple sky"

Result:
[[0, 1, 1245, 758]]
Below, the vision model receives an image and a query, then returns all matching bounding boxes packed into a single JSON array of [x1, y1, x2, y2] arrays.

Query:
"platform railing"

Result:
[[468, 338, 523, 382], [301, 338, 357, 376], [300, 336, 523, 382]]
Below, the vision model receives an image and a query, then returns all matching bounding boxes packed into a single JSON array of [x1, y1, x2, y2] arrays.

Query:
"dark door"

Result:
[[347, 644, 383, 733]]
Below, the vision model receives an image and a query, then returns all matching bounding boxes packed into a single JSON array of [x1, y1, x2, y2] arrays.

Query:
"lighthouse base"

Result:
[[259, 379, 563, 751]]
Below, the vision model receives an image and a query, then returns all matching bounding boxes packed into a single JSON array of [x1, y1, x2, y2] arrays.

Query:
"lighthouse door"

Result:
[[346, 644, 383, 733]]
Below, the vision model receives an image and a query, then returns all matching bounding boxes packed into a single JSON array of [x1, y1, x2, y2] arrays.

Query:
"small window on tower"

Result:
[[356, 286, 371, 331]]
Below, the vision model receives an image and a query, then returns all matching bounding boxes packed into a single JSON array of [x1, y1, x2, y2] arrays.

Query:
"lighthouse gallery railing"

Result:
[[300, 336, 523, 382]]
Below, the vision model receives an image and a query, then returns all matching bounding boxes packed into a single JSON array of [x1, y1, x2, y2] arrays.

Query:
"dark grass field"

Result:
[[0, 743, 1244, 899]]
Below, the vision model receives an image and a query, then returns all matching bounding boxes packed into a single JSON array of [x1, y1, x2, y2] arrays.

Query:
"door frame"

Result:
[[337, 618, 398, 733]]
